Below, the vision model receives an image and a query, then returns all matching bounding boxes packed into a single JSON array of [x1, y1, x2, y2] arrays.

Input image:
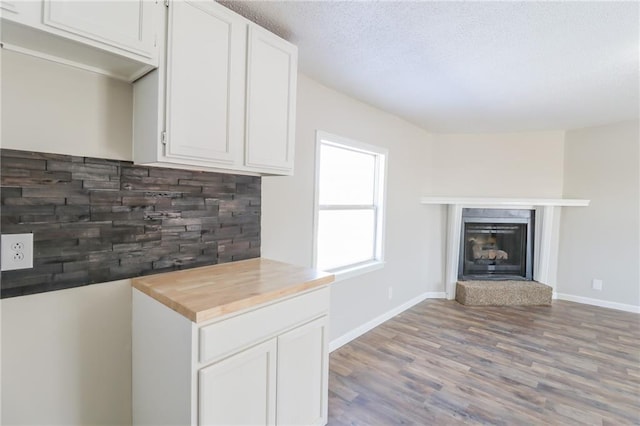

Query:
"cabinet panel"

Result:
[[245, 26, 297, 173], [1, 0, 35, 27], [43, 0, 156, 59], [276, 316, 329, 426], [0, 1, 157, 80], [0, 1, 19, 16], [165, 1, 245, 165], [199, 287, 330, 365], [199, 339, 277, 426]]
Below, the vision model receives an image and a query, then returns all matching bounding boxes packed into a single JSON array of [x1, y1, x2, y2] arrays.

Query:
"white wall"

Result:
[[261, 75, 437, 340], [1, 51, 134, 425], [557, 120, 640, 308], [1, 281, 132, 425], [264, 88, 570, 341], [428, 131, 566, 198], [423, 130, 567, 292], [1, 50, 132, 161]]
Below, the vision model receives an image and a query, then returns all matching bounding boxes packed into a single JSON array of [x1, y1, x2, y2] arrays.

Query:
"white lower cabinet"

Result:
[[277, 317, 329, 426], [199, 339, 278, 425], [132, 286, 330, 426]]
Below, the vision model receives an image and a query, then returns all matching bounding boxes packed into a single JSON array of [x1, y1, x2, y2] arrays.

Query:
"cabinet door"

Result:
[[276, 316, 329, 426], [42, 0, 157, 61], [245, 25, 297, 174], [165, 0, 245, 167], [0, 1, 22, 21], [199, 339, 277, 426]]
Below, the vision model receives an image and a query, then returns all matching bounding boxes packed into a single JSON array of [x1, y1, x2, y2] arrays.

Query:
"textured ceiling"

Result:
[[220, 1, 639, 133]]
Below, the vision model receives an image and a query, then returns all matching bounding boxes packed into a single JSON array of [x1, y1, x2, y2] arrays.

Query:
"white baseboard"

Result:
[[555, 293, 640, 314], [329, 291, 445, 352]]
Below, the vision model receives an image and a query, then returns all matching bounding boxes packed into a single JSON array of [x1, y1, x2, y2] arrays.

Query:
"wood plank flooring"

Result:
[[328, 300, 640, 425]]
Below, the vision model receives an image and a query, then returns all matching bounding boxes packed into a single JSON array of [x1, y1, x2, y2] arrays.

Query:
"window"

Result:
[[313, 131, 387, 278]]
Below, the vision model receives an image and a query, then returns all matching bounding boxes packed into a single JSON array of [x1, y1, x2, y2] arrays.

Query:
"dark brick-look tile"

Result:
[[0, 149, 261, 298]]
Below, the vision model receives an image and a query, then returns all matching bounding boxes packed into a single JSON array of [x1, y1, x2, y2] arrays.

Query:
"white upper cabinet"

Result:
[[133, 0, 298, 176], [164, 0, 245, 166], [42, 1, 157, 61], [245, 26, 297, 174], [0, 0, 160, 81]]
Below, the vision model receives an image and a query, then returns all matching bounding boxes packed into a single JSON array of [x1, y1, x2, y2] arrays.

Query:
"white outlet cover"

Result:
[[1, 233, 34, 271], [592, 279, 603, 291]]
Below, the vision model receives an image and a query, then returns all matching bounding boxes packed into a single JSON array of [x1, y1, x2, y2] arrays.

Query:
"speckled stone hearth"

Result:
[[456, 280, 552, 306]]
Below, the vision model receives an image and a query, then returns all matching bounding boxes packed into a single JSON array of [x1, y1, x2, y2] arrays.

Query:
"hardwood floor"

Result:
[[328, 300, 640, 425]]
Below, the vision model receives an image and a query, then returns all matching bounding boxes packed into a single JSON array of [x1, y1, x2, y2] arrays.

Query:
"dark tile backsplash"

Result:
[[0, 149, 260, 298]]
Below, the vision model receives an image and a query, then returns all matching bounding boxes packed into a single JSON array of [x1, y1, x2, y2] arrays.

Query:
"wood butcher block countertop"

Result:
[[131, 258, 334, 323]]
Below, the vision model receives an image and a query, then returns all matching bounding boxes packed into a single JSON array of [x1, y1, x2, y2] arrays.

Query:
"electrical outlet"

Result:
[[592, 279, 603, 291], [1, 233, 34, 271], [388, 287, 393, 300]]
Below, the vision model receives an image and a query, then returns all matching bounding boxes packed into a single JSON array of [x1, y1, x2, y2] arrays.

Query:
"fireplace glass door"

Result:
[[459, 209, 534, 280]]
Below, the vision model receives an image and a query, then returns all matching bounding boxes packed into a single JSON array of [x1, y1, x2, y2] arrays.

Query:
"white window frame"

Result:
[[312, 131, 387, 282]]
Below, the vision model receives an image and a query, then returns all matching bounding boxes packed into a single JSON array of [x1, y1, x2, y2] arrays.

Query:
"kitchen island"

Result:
[[132, 258, 334, 425]]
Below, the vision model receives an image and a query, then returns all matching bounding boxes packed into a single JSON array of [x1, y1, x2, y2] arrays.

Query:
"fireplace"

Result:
[[458, 208, 534, 280], [421, 196, 589, 299]]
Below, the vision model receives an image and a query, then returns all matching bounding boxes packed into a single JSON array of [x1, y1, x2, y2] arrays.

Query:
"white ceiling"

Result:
[[221, 1, 639, 133]]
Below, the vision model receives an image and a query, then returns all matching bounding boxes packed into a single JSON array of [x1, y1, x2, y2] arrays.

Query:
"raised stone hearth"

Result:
[[456, 280, 552, 306]]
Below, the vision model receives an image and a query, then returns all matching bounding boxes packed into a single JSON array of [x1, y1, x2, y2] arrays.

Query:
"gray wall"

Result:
[[261, 75, 435, 341], [428, 131, 566, 198], [557, 120, 640, 307]]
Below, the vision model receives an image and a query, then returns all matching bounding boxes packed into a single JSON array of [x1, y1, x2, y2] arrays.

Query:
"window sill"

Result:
[[328, 261, 386, 283]]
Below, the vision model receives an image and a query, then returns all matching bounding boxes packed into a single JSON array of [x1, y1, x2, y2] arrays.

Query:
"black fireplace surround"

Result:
[[458, 208, 534, 281]]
